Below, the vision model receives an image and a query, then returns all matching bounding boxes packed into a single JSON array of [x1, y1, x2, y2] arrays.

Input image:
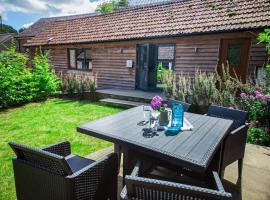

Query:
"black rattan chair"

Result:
[[9, 141, 118, 200], [207, 105, 248, 180], [120, 161, 232, 200], [167, 98, 191, 112]]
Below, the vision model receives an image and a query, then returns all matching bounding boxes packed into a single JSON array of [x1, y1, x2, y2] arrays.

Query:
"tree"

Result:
[[96, 0, 129, 14], [0, 24, 17, 34], [19, 27, 26, 33]]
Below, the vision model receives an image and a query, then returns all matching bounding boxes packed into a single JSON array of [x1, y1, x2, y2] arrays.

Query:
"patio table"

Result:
[[77, 106, 233, 180]]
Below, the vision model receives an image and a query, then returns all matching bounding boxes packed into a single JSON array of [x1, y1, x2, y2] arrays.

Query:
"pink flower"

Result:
[[263, 95, 270, 102], [248, 122, 254, 128], [240, 92, 246, 98], [150, 96, 163, 110], [256, 93, 264, 100], [255, 90, 261, 96], [229, 106, 234, 109], [249, 95, 255, 100]]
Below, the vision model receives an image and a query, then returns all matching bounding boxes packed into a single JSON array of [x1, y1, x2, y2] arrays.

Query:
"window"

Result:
[[227, 44, 241, 66], [157, 44, 175, 70], [68, 49, 92, 70]]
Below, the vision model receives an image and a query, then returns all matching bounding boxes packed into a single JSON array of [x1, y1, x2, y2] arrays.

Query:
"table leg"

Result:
[[122, 147, 135, 186], [114, 144, 121, 173]]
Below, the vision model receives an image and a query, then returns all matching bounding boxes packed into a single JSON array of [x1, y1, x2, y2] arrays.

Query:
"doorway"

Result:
[[136, 43, 175, 91], [219, 38, 251, 82], [136, 44, 158, 91]]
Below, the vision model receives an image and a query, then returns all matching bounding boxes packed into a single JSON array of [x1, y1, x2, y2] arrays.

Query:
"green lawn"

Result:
[[0, 98, 123, 200]]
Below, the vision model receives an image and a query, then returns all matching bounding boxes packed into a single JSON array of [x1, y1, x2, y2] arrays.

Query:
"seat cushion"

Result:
[[66, 155, 95, 173]]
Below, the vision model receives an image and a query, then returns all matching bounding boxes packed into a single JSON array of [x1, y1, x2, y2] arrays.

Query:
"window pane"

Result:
[[85, 49, 92, 59], [77, 49, 84, 59], [77, 60, 83, 69], [227, 44, 241, 66], [158, 46, 175, 60], [69, 49, 76, 69]]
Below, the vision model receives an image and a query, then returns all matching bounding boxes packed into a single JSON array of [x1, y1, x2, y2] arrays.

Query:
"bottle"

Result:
[[172, 103, 184, 128]]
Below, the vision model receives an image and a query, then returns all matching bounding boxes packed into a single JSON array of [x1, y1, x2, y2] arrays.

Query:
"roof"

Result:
[[129, 0, 173, 6], [26, 0, 270, 46], [0, 33, 16, 44], [19, 13, 97, 38]]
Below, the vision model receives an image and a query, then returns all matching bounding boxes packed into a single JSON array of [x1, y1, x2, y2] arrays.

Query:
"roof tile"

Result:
[[26, 0, 270, 46]]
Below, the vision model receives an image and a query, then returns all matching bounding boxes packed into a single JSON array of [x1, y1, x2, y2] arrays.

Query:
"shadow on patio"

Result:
[[88, 143, 270, 200]]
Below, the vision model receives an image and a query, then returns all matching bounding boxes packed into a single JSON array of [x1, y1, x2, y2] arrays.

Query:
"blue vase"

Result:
[[166, 103, 183, 135]]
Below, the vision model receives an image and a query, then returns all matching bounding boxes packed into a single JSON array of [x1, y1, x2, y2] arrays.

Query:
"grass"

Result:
[[0, 98, 123, 200]]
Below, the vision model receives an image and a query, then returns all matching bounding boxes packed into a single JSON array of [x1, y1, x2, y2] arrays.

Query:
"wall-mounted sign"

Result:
[[126, 60, 133, 68]]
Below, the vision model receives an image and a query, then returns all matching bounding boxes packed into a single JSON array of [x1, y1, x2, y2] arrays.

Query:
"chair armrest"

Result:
[[213, 171, 225, 192], [222, 125, 248, 167], [42, 141, 71, 157], [130, 161, 141, 177], [230, 125, 247, 135]]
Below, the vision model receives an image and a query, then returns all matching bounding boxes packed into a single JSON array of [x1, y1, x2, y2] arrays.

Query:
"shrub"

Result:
[[0, 47, 33, 108], [247, 127, 270, 146], [161, 70, 174, 98], [32, 49, 60, 100], [191, 70, 220, 106], [60, 73, 96, 100], [239, 90, 270, 126], [217, 65, 239, 107], [0, 47, 59, 109], [173, 73, 191, 102]]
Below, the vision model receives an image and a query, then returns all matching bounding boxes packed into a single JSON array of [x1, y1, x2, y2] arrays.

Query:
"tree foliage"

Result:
[[0, 46, 59, 109], [0, 24, 17, 34], [96, 0, 129, 14]]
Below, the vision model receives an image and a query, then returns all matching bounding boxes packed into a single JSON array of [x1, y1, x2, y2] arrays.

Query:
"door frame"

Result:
[[218, 38, 251, 82]]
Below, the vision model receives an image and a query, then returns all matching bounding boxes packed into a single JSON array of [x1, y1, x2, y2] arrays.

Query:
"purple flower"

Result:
[[263, 95, 270, 102], [240, 92, 246, 98], [255, 91, 261, 96], [150, 96, 163, 110], [249, 95, 255, 100], [256, 93, 264, 100]]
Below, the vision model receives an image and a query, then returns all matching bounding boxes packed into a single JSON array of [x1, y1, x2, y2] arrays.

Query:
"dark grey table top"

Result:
[[77, 106, 233, 172]]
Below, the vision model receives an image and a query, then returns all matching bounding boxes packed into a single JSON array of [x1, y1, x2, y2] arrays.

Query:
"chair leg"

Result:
[[220, 169, 225, 179], [238, 158, 244, 180]]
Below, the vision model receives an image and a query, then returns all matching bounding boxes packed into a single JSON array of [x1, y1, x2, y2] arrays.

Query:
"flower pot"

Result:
[[159, 111, 169, 126]]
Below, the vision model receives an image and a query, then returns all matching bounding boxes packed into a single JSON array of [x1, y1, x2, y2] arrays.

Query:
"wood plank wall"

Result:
[[248, 39, 269, 79], [92, 46, 136, 89], [28, 31, 267, 90], [175, 40, 220, 77], [43, 45, 136, 89]]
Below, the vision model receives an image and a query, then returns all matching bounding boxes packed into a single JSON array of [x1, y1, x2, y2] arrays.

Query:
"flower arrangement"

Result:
[[150, 96, 166, 112]]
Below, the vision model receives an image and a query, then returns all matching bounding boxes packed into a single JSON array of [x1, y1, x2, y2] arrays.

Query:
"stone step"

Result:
[[100, 98, 146, 108], [96, 89, 163, 103]]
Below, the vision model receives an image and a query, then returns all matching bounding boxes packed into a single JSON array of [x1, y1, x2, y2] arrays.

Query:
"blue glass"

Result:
[[165, 104, 184, 135]]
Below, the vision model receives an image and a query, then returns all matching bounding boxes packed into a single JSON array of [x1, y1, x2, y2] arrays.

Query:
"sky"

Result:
[[0, 0, 103, 30]]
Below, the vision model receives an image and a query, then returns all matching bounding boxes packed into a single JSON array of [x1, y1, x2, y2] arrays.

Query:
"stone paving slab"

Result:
[[87, 144, 270, 200]]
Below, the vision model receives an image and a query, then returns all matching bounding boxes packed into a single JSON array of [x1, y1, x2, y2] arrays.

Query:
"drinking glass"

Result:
[[143, 106, 151, 123]]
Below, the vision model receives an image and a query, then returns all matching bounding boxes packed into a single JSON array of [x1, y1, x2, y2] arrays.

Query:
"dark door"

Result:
[[136, 44, 157, 90], [219, 39, 250, 82]]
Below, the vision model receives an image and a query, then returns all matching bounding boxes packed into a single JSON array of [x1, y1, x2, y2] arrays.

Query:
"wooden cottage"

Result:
[[19, 0, 270, 90]]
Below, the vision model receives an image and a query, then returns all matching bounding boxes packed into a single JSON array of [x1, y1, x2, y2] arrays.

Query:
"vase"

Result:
[[159, 111, 169, 126]]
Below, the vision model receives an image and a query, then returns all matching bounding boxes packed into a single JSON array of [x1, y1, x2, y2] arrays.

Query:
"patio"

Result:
[[88, 143, 270, 200]]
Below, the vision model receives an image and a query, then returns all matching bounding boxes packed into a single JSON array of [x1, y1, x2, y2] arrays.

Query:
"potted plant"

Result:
[[150, 96, 169, 126]]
